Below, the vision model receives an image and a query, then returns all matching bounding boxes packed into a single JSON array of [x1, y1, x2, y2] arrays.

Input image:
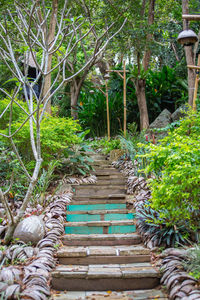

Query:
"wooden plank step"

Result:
[[66, 211, 134, 222], [81, 179, 126, 186], [67, 203, 127, 211], [71, 184, 125, 189], [65, 220, 135, 227], [56, 245, 151, 264], [62, 233, 141, 246], [51, 263, 160, 291], [93, 170, 122, 175], [66, 209, 128, 215], [51, 289, 168, 300], [72, 194, 126, 202]]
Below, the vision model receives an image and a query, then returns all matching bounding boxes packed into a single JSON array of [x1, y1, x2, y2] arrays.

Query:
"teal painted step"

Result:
[[108, 225, 136, 234], [105, 213, 134, 221], [67, 203, 126, 212], [65, 224, 136, 234], [67, 213, 134, 222]]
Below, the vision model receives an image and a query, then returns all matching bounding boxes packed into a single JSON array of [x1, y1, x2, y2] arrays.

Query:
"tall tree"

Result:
[[182, 0, 197, 107], [0, 0, 126, 243]]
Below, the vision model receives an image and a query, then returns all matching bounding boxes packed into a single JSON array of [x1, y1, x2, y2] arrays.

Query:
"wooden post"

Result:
[[123, 60, 127, 137], [193, 53, 200, 110], [105, 81, 110, 141]]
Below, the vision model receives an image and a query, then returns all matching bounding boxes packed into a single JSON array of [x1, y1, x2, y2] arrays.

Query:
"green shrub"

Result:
[[184, 245, 200, 279], [140, 110, 200, 230], [89, 137, 121, 155], [0, 98, 82, 168]]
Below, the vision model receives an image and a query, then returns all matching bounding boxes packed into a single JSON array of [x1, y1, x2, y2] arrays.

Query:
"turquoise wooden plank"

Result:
[[67, 203, 126, 212], [67, 214, 101, 222], [105, 213, 134, 221], [65, 226, 103, 234], [108, 225, 136, 234]]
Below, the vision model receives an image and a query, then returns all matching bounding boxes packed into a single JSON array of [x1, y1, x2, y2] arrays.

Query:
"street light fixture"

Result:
[[178, 15, 200, 110], [177, 28, 198, 46]]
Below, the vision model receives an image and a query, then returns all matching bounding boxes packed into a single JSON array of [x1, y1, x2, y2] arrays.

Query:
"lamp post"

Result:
[[104, 73, 111, 141], [178, 15, 199, 110], [106, 60, 129, 137]]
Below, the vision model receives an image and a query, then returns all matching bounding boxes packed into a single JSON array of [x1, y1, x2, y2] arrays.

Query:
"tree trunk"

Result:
[[70, 78, 82, 120], [182, 0, 196, 107], [41, 0, 58, 114], [134, 0, 155, 130], [135, 79, 149, 130]]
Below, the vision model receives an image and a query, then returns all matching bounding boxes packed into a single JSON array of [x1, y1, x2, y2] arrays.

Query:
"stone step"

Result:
[[51, 263, 160, 291], [56, 245, 151, 265], [62, 233, 141, 246], [72, 194, 126, 202], [65, 220, 136, 235], [51, 289, 168, 300], [66, 211, 134, 222]]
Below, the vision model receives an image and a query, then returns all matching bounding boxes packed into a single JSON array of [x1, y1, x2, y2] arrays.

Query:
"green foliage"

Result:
[[184, 245, 200, 280], [59, 131, 95, 175], [0, 141, 28, 200], [0, 98, 82, 169], [140, 110, 200, 230], [89, 137, 121, 155], [136, 200, 189, 247], [32, 160, 60, 206]]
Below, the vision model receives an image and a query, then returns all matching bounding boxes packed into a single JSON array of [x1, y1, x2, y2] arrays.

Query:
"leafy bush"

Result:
[[184, 245, 200, 279], [89, 137, 121, 155], [60, 131, 95, 175], [136, 200, 189, 247], [0, 141, 29, 200], [140, 110, 200, 230], [0, 98, 82, 168]]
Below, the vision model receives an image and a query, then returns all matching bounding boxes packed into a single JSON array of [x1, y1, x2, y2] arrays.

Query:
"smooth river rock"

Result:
[[14, 216, 45, 245]]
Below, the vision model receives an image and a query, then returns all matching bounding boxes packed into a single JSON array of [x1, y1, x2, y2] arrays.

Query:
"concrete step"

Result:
[[56, 245, 151, 265], [51, 289, 168, 300], [62, 233, 142, 246], [51, 263, 160, 291], [65, 220, 136, 234], [72, 194, 126, 202]]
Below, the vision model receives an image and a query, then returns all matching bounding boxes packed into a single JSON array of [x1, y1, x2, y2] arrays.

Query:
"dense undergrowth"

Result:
[[90, 110, 200, 246], [0, 98, 94, 201]]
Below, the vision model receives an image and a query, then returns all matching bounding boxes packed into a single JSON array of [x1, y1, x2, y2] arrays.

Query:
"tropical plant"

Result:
[[140, 110, 200, 231], [183, 245, 200, 280], [136, 200, 190, 247]]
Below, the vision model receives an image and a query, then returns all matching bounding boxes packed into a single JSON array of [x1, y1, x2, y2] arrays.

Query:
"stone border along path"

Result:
[[51, 153, 168, 299]]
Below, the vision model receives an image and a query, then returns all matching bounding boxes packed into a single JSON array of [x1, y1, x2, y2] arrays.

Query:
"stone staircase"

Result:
[[51, 153, 167, 299]]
